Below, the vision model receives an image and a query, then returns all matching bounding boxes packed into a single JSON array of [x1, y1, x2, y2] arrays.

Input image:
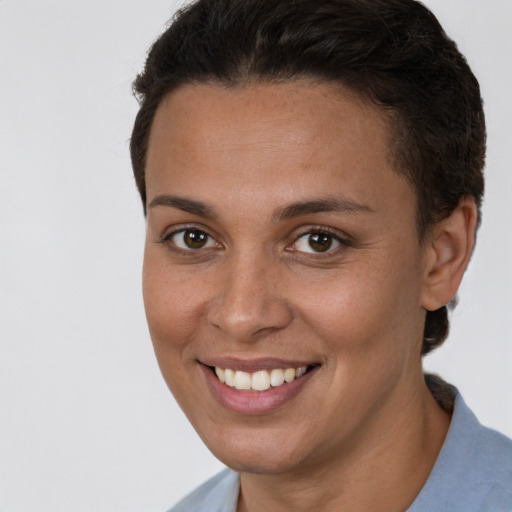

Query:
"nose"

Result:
[[207, 252, 294, 342]]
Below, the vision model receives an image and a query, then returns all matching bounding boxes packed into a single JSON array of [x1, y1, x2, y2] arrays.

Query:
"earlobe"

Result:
[[421, 198, 478, 311]]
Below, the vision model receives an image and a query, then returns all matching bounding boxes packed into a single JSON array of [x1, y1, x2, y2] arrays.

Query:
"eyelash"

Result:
[[159, 225, 351, 256], [289, 227, 351, 256], [160, 226, 220, 252]]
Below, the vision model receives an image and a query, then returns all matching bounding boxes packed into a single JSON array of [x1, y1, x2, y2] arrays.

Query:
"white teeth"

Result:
[[214, 365, 310, 391], [296, 366, 307, 378], [252, 370, 271, 391], [284, 368, 296, 382], [270, 368, 285, 387], [234, 370, 252, 390], [224, 368, 235, 387], [215, 367, 226, 383]]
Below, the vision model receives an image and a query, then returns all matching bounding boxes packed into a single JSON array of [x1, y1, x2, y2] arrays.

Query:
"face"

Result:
[[143, 82, 430, 475]]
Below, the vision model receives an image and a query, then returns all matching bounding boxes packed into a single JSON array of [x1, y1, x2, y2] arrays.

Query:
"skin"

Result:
[[143, 82, 476, 511]]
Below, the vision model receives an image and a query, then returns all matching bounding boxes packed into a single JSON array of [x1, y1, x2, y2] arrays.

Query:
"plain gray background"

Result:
[[1, 1, 511, 510]]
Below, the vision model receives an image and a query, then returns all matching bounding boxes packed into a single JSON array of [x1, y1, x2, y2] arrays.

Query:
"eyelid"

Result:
[[287, 225, 352, 254], [159, 224, 222, 251], [159, 222, 215, 240]]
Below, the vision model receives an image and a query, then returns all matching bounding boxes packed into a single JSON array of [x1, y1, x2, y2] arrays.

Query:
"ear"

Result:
[[421, 197, 478, 311]]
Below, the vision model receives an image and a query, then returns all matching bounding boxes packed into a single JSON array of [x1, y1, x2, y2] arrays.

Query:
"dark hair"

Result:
[[131, 0, 485, 355]]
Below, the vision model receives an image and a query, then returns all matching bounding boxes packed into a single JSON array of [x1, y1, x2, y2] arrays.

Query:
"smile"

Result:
[[200, 359, 320, 414], [214, 366, 308, 391]]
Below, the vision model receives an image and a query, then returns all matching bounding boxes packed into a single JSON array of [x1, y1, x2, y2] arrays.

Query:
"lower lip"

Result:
[[200, 364, 318, 415]]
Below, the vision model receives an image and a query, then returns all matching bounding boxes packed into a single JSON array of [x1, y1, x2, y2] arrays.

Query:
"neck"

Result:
[[237, 378, 451, 512]]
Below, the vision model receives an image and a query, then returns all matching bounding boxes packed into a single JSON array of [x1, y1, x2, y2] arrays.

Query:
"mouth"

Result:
[[199, 359, 320, 414]]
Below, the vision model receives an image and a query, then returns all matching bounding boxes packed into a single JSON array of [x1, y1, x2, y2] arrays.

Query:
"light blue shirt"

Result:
[[169, 392, 512, 511]]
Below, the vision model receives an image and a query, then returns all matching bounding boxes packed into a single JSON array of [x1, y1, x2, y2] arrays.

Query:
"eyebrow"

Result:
[[148, 194, 216, 218], [271, 197, 374, 222], [148, 194, 374, 221]]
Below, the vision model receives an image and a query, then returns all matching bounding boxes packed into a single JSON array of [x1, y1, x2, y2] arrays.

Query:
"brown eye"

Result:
[[308, 233, 333, 252], [293, 231, 342, 254], [170, 229, 217, 250]]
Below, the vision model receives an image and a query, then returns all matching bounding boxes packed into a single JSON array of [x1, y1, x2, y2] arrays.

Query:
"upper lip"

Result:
[[200, 357, 319, 372]]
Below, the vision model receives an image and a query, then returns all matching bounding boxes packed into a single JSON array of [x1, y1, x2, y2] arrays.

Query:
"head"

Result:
[[134, 0, 484, 477], [131, 0, 485, 356]]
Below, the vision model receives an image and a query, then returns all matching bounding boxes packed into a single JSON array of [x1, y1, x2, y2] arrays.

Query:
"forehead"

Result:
[[145, 81, 414, 222], [149, 81, 392, 154]]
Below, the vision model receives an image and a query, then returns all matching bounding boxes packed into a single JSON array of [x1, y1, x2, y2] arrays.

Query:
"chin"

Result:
[[200, 424, 311, 475], [215, 448, 306, 476]]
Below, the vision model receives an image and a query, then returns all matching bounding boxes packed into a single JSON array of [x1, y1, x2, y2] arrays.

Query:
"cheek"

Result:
[[292, 254, 424, 356], [142, 266, 203, 410], [142, 251, 203, 359]]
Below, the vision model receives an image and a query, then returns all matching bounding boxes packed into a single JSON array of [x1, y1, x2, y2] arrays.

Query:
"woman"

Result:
[[130, 0, 512, 510]]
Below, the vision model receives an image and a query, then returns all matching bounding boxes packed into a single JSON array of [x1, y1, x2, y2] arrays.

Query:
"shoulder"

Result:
[[468, 417, 512, 510], [409, 390, 512, 512], [167, 468, 239, 512]]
